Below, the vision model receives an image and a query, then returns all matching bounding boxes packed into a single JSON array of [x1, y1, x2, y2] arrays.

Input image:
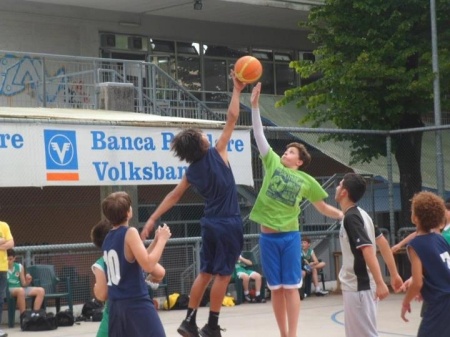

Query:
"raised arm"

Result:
[[251, 82, 270, 156], [215, 70, 246, 159]]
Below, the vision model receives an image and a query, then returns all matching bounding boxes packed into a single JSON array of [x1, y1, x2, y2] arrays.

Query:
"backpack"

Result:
[[173, 294, 189, 310], [81, 298, 104, 319], [56, 310, 75, 327], [21, 310, 58, 331]]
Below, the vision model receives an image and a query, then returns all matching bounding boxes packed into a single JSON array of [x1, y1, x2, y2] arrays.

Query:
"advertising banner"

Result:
[[0, 123, 252, 187]]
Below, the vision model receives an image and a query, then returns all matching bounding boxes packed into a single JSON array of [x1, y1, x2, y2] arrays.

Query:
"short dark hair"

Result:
[[91, 219, 112, 248], [171, 128, 209, 164], [7, 248, 15, 257], [302, 236, 311, 244], [342, 173, 366, 203], [411, 191, 445, 231], [101, 191, 132, 225], [286, 142, 311, 169]]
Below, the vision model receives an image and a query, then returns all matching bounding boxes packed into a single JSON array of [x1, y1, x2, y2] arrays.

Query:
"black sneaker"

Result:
[[199, 324, 225, 337], [255, 295, 266, 303], [244, 294, 252, 302], [177, 319, 199, 337]]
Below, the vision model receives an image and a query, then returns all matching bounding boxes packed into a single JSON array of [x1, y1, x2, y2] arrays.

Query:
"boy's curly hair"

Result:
[[411, 191, 445, 231], [171, 129, 209, 164]]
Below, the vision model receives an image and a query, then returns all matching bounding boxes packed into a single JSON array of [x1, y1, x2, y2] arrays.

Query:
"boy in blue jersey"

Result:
[[91, 219, 167, 337], [401, 191, 450, 336], [140, 70, 246, 337], [102, 191, 171, 337]]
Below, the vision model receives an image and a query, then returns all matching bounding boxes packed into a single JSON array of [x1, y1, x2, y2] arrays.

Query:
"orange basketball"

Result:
[[234, 56, 263, 84]]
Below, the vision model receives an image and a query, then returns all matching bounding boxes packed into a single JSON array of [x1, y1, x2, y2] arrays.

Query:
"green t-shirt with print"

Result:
[[250, 148, 328, 232]]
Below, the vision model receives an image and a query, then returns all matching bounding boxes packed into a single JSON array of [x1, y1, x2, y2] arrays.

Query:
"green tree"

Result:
[[278, 0, 450, 230]]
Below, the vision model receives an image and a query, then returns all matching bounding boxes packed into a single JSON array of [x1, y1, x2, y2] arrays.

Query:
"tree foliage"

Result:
[[277, 0, 450, 227]]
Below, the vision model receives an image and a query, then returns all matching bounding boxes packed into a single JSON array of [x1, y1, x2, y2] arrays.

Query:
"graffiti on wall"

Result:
[[0, 53, 91, 106]]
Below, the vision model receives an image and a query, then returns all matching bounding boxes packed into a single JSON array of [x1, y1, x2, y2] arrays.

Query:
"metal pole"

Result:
[[430, 0, 445, 197], [386, 135, 396, 245]]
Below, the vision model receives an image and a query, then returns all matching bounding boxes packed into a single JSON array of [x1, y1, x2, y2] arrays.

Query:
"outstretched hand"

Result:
[[251, 82, 261, 108], [230, 70, 246, 92], [141, 218, 156, 240]]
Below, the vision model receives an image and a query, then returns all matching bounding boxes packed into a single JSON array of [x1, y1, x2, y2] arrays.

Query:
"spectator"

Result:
[[0, 220, 14, 337], [301, 237, 328, 296], [7, 249, 45, 316], [234, 254, 266, 303]]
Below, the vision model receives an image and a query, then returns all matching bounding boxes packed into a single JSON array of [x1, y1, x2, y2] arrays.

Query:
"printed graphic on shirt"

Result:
[[266, 168, 301, 206]]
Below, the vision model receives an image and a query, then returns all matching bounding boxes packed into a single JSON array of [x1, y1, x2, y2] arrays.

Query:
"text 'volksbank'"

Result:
[[90, 131, 245, 181]]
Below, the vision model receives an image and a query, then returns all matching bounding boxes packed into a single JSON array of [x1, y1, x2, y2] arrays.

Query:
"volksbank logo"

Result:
[[44, 130, 79, 181]]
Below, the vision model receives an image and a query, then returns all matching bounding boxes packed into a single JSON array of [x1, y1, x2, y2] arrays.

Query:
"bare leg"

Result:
[[251, 273, 262, 293], [312, 262, 325, 290], [28, 287, 45, 311], [10, 288, 26, 313], [209, 275, 231, 312], [240, 274, 250, 292], [188, 272, 213, 308], [285, 288, 300, 337], [270, 288, 288, 337]]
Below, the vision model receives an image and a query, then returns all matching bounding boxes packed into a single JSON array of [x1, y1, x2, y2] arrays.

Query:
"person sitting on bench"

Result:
[[234, 254, 266, 303], [302, 237, 328, 296]]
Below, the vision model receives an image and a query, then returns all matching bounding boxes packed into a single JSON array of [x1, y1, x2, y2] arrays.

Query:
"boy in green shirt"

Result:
[[249, 82, 343, 337]]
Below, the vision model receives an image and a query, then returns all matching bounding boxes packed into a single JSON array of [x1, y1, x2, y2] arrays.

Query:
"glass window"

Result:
[[151, 39, 175, 53], [204, 45, 248, 58], [260, 61, 274, 94], [275, 63, 295, 95], [177, 41, 199, 55], [204, 58, 228, 92], [253, 49, 272, 61], [177, 55, 201, 91]]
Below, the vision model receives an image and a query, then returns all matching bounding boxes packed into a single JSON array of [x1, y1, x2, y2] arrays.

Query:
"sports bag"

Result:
[[20, 309, 58, 331], [56, 310, 75, 327], [81, 298, 103, 319]]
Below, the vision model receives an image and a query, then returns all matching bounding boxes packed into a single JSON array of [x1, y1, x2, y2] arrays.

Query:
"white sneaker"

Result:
[[0, 329, 8, 337], [315, 290, 329, 296], [146, 280, 160, 290]]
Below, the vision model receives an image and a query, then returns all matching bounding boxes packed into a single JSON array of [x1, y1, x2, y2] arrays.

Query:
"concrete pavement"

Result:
[[2, 293, 421, 336]]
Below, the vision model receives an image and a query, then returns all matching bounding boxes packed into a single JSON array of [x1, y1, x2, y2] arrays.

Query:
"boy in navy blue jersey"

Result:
[[401, 191, 450, 336], [141, 70, 246, 337], [102, 191, 171, 337]]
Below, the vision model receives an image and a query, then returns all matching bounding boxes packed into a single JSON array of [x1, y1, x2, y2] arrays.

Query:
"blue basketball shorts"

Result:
[[259, 231, 302, 290], [200, 215, 243, 276]]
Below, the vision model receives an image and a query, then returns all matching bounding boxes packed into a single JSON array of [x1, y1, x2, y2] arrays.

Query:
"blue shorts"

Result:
[[418, 295, 450, 337], [109, 296, 165, 337], [200, 215, 243, 276], [260, 231, 302, 290]]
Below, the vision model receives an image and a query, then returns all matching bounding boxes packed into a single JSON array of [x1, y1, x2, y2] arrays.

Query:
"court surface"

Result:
[[3, 292, 421, 336]]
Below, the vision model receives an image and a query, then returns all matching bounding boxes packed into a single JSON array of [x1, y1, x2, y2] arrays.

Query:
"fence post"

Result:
[[386, 135, 396, 245], [41, 57, 46, 107], [195, 240, 201, 276]]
